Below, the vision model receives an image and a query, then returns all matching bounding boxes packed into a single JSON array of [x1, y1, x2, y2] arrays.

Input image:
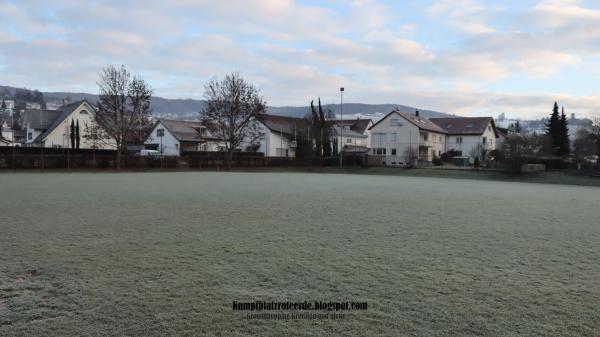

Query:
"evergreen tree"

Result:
[[310, 100, 322, 156], [70, 119, 76, 148], [318, 98, 332, 156], [545, 102, 561, 154], [558, 107, 570, 155], [75, 119, 81, 149], [514, 120, 521, 134]]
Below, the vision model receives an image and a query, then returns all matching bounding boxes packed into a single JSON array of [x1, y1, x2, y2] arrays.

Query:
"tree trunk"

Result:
[[116, 147, 122, 171], [227, 150, 233, 170]]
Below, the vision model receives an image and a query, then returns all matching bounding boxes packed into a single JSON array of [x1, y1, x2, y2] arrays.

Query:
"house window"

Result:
[[391, 148, 397, 155], [157, 128, 165, 137], [346, 138, 352, 143], [374, 148, 386, 155], [439, 136, 443, 142], [483, 137, 487, 144], [456, 137, 463, 144], [28, 132, 32, 140], [390, 119, 403, 127], [372, 132, 386, 143], [421, 132, 428, 141], [80, 110, 88, 114]]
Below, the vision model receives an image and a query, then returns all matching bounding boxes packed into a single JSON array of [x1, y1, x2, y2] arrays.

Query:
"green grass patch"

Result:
[[1, 172, 599, 336]]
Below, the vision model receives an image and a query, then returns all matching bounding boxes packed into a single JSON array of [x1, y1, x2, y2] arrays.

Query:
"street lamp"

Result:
[[339, 87, 344, 169]]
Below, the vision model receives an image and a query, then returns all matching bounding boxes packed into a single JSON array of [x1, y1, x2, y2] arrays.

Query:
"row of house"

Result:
[[370, 110, 499, 165], [1, 99, 501, 166], [144, 109, 499, 166], [144, 114, 374, 158]]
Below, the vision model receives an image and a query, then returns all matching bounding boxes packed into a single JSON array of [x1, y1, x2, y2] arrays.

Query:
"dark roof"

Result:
[[429, 117, 497, 136], [21, 109, 62, 130], [159, 119, 205, 142], [370, 110, 448, 134], [254, 114, 308, 137], [330, 118, 372, 135], [36, 100, 93, 142], [496, 127, 508, 138]]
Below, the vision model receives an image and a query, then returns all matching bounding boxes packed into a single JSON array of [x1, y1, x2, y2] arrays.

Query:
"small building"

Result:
[[20, 100, 115, 149], [369, 110, 447, 166], [429, 117, 498, 156], [253, 114, 307, 157], [20, 108, 62, 145], [331, 118, 373, 154], [0, 122, 16, 146], [145, 119, 226, 156]]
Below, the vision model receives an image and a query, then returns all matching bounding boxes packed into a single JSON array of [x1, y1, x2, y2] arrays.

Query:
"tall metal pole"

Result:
[[339, 87, 344, 169], [40, 107, 44, 169]]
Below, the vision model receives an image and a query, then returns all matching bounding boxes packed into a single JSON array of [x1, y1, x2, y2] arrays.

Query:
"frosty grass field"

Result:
[[1, 172, 599, 337]]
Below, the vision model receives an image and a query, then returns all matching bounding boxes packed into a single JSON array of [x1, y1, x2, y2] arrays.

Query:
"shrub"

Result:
[[432, 155, 443, 166], [441, 149, 461, 162]]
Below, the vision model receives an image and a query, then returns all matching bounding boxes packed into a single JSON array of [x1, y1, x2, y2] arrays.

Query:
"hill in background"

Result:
[[3, 85, 451, 120]]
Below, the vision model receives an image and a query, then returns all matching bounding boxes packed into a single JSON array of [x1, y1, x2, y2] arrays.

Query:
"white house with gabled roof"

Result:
[[369, 109, 447, 166], [23, 100, 116, 149]]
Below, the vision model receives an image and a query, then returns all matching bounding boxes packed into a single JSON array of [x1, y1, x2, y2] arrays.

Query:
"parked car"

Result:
[[136, 149, 161, 158]]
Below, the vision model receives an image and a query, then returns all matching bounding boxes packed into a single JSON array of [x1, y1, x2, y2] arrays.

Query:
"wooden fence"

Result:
[[0, 147, 367, 170]]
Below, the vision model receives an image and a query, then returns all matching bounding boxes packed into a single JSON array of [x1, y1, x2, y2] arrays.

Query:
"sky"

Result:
[[1, 0, 600, 118]]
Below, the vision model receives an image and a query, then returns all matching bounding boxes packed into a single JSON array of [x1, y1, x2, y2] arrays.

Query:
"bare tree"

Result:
[[244, 121, 263, 152], [94, 65, 153, 170], [404, 146, 419, 167], [200, 73, 266, 168]]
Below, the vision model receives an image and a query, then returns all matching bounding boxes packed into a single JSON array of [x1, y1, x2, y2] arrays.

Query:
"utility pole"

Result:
[[40, 107, 44, 169], [339, 87, 344, 169]]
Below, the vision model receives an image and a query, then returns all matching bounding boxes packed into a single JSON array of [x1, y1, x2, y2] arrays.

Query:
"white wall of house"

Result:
[[364, 121, 373, 148], [419, 130, 446, 161], [1, 128, 13, 142], [370, 113, 447, 165], [370, 113, 420, 165], [254, 121, 296, 157], [334, 131, 369, 151], [145, 122, 180, 156], [43, 103, 116, 149], [445, 122, 496, 156]]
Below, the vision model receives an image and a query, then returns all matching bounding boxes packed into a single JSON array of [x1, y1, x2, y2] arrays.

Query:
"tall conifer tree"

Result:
[[558, 107, 570, 155], [70, 119, 76, 148], [75, 119, 81, 149], [546, 102, 561, 154]]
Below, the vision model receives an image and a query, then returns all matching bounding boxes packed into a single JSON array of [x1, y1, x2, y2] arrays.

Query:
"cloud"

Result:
[[0, 0, 599, 118], [428, 0, 497, 34]]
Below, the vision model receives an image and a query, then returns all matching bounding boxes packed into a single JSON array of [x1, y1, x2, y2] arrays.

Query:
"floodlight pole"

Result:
[[339, 87, 344, 169]]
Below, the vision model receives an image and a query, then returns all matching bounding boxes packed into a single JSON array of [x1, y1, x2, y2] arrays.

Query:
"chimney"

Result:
[[415, 110, 420, 117]]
